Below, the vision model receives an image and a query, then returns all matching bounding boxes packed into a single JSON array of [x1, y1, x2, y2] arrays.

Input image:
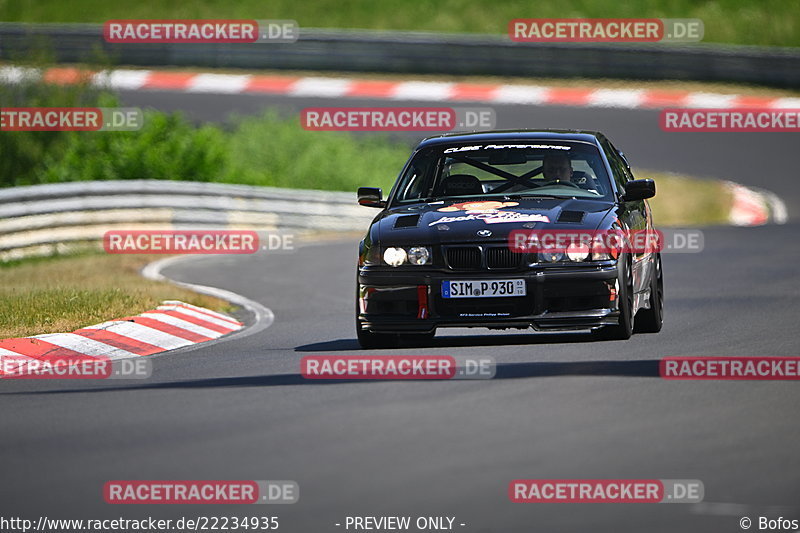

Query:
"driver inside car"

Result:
[[542, 152, 574, 182], [542, 152, 597, 192]]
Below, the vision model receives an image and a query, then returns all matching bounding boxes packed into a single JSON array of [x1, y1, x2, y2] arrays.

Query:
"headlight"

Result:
[[407, 246, 430, 265], [539, 250, 565, 263], [590, 249, 611, 261], [566, 243, 590, 262], [383, 247, 407, 266], [590, 233, 620, 261]]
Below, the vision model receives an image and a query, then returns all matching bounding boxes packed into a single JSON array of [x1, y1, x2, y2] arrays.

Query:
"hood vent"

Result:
[[557, 210, 585, 223], [394, 214, 421, 228]]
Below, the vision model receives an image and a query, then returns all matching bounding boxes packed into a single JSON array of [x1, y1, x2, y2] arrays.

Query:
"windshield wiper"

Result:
[[420, 196, 447, 203]]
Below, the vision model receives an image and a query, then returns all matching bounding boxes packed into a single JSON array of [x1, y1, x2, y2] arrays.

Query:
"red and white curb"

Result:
[[2, 65, 799, 110], [0, 301, 242, 377], [726, 182, 788, 227]]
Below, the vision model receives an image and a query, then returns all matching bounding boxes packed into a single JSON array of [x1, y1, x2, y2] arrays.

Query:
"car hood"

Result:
[[372, 197, 617, 245]]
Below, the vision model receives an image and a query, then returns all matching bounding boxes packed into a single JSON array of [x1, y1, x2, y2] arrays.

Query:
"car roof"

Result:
[[416, 129, 604, 149]]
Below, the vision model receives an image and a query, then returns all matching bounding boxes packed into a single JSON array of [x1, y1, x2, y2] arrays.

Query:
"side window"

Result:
[[601, 140, 630, 193], [401, 164, 427, 200], [609, 141, 635, 181], [392, 150, 439, 202]]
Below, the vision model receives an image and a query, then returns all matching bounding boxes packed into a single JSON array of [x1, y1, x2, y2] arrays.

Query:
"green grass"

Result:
[[221, 112, 407, 191], [642, 171, 733, 226], [0, 73, 409, 190], [0, 252, 231, 338], [1, 0, 798, 48], [3, 108, 410, 192]]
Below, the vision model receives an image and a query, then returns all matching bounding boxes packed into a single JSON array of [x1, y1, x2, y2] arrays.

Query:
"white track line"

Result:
[[142, 256, 275, 344]]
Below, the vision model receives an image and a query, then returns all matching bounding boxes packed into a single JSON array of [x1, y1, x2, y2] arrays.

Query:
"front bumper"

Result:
[[357, 263, 620, 334]]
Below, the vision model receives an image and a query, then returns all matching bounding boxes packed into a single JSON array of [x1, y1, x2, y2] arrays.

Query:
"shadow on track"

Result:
[[295, 331, 604, 352], [1, 359, 659, 395]]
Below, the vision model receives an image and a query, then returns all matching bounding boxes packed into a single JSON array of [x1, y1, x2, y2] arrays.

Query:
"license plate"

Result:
[[442, 279, 526, 298]]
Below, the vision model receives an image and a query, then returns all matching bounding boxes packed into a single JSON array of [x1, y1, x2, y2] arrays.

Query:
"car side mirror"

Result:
[[358, 187, 386, 208], [622, 179, 655, 201]]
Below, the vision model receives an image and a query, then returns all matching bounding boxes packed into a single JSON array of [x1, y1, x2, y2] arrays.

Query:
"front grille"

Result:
[[486, 247, 519, 269], [444, 246, 525, 270], [445, 247, 481, 270]]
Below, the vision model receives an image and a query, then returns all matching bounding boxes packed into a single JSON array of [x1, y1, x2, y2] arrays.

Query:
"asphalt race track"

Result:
[[1, 90, 799, 532]]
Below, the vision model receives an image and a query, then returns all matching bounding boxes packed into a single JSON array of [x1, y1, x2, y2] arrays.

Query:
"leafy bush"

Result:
[[2, 75, 412, 192], [38, 108, 229, 183], [223, 111, 409, 191], [0, 71, 106, 186]]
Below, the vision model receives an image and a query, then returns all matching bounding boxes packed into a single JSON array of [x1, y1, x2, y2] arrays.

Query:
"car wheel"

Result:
[[634, 253, 664, 333], [595, 258, 634, 341]]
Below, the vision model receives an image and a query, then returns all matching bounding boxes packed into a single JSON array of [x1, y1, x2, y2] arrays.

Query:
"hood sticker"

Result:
[[430, 201, 550, 226]]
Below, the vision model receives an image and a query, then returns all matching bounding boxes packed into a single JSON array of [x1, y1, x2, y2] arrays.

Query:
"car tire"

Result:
[[595, 258, 634, 341], [634, 253, 664, 333]]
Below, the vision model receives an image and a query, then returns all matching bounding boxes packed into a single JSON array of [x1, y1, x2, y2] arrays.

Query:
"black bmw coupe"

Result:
[[356, 130, 663, 348]]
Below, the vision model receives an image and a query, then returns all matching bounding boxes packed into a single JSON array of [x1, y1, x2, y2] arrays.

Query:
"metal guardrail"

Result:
[[1, 23, 799, 88], [0, 180, 375, 260]]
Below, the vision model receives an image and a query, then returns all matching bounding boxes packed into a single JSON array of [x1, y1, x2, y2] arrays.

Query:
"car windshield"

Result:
[[391, 141, 614, 204]]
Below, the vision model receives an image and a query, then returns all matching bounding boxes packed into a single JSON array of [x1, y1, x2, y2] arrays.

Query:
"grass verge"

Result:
[[0, 252, 232, 338], [643, 170, 732, 226], [1, 0, 798, 48]]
